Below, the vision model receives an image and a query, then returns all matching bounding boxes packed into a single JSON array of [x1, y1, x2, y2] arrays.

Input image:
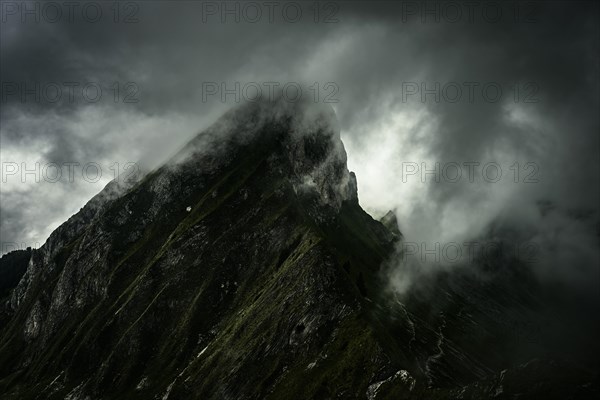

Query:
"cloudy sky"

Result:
[[1, 1, 598, 296]]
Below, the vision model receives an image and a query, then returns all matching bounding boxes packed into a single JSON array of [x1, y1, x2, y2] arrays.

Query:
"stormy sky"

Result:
[[1, 1, 598, 297]]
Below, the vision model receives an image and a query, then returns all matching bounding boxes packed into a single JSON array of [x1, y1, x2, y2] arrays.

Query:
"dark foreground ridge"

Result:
[[0, 100, 597, 399]]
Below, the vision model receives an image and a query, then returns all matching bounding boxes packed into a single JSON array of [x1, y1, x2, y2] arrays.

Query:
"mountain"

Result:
[[0, 99, 597, 399]]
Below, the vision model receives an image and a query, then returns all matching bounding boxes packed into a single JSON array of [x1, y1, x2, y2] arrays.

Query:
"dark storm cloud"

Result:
[[1, 1, 598, 301]]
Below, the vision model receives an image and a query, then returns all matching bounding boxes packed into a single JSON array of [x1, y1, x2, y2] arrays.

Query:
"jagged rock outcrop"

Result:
[[0, 99, 597, 400], [0, 99, 406, 399]]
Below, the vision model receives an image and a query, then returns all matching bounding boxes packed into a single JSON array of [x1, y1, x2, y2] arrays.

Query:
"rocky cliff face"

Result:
[[0, 100, 597, 399]]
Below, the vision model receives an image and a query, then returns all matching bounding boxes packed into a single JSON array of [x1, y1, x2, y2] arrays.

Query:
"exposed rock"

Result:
[[0, 100, 596, 399]]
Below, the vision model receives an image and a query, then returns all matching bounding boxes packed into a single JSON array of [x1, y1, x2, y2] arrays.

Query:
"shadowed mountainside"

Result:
[[0, 100, 597, 399]]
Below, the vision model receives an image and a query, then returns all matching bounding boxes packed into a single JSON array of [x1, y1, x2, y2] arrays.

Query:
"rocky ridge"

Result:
[[0, 99, 597, 399]]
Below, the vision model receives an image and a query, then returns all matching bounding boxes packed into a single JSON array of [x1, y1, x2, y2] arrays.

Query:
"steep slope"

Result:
[[0, 100, 597, 400], [0, 248, 30, 301], [0, 100, 413, 399], [0, 248, 31, 329]]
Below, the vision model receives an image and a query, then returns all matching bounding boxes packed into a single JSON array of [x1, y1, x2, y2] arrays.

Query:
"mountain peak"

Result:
[[1, 101, 596, 399], [175, 99, 358, 211], [0, 99, 402, 399], [380, 210, 401, 238]]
